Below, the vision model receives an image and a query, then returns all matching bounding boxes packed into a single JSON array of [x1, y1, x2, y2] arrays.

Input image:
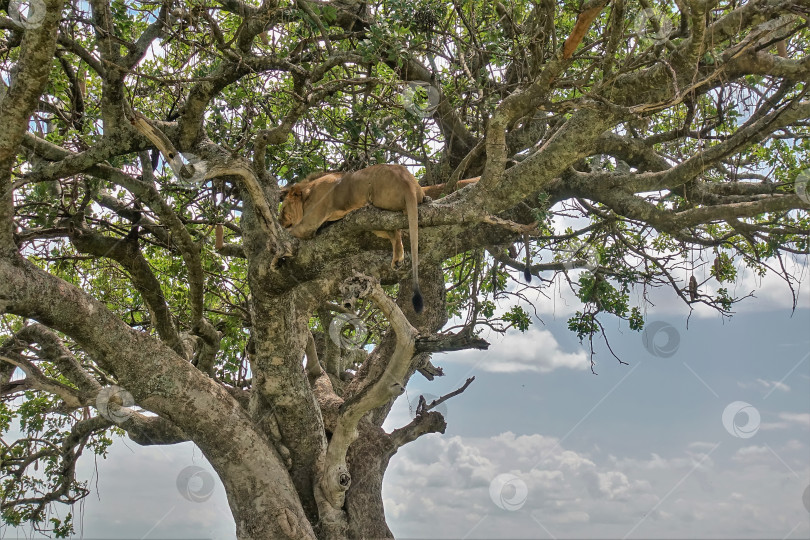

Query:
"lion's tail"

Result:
[[406, 192, 423, 313], [523, 232, 532, 283]]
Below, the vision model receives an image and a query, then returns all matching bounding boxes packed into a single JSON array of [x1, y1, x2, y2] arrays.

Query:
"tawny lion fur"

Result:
[[419, 177, 480, 199], [279, 164, 426, 313]]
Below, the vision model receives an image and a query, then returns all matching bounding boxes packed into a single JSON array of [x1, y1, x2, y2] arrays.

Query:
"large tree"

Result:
[[1, 0, 808, 537]]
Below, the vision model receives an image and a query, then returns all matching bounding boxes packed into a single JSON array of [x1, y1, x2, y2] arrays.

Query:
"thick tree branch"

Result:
[[414, 332, 489, 354], [122, 414, 190, 446], [0, 254, 314, 539], [0, 0, 66, 250], [10, 324, 101, 396], [67, 223, 184, 355], [0, 353, 84, 407], [479, 1, 610, 193], [388, 411, 446, 450], [317, 273, 418, 533]]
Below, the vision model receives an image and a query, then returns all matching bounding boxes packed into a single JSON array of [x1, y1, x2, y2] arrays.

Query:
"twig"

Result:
[[417, 376, 476, 415]]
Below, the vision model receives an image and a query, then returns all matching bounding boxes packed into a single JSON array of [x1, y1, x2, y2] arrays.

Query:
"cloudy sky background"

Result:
[[3, 261, 809, 539]]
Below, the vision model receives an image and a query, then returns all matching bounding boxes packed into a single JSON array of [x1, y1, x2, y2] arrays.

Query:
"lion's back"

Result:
[[362, 164, 422, 209]]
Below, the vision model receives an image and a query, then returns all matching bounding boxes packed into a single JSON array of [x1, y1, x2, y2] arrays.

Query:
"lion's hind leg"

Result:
[[373, 230, 404, 268]]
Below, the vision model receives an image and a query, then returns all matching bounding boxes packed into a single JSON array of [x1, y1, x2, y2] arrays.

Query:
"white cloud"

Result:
[[444, 328, 589, 373], [590, 470, 633, 499], [384, 433, 810, 539], [688, 441, 720, 451], [761, 412, 810, 430], [4, 439, 237, 538], [732, 445, 770, 463], [482, 228, 808, 329], [529, 275, 584, 318], [738, 378, 791, 393], [677, 256, 809, 318], [778, 412, 810, 426], [499, 246, 808, 335], [758, 378, 790, 392]]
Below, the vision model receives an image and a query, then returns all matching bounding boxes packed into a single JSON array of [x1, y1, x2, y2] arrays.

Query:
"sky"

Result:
[[2, 263, 809, 540]]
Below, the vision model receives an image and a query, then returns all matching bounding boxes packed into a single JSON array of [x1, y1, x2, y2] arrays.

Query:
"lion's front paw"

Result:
[[391, 258, 403, 270]]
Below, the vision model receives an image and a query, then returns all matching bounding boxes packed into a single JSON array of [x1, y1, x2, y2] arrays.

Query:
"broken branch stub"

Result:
[[338, 272, 375, 310]]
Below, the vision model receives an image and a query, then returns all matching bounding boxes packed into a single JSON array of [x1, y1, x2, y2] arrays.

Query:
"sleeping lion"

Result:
[[279, 164, 425, 313]]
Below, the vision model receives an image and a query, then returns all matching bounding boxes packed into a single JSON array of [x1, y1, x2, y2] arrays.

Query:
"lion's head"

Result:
[[279, 185, 306, 228]]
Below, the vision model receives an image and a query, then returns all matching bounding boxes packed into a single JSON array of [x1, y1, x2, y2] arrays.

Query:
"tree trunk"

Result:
[[346, 422, 397, 538], [342, 263, 450, 537]]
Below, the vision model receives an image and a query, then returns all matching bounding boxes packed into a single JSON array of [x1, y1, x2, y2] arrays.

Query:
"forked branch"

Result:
[[388, 377, 476, 451], [316, 273, 418, 534]]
